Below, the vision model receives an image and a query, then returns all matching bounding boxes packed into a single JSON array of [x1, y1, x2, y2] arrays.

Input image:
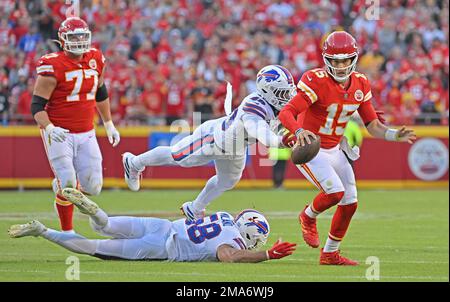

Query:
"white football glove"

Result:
[[104, 120, 120, 147], [45, 124, 69, 143]]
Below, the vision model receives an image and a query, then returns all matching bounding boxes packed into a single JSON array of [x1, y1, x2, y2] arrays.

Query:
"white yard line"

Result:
[[0, 211, 439, 220], [0, 269, 447, 281], [0, 251, 447, 264], [282, 258, 449, 264]]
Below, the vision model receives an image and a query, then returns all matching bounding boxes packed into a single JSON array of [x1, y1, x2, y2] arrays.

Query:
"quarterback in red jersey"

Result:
[[279, 31, 416, 265], [31, 17, 120, 232]]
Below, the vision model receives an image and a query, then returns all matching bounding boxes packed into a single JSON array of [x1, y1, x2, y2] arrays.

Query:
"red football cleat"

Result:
[[319, 249, 359, 266], [298, 206, 320, 248]]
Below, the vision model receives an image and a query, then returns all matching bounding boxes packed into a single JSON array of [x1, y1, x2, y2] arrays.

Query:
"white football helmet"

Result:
[[234, 209, 270, 250], [256, 65, 296, 111]]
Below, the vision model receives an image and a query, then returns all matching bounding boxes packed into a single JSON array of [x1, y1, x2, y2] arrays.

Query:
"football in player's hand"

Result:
[[291, 136, 321, 165]]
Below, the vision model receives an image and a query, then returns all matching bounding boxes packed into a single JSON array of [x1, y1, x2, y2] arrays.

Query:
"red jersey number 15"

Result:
[[319, 104, 360, 136]]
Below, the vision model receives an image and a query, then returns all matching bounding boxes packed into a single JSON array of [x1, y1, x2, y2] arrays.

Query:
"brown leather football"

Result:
[[291, 135, 321, 165]]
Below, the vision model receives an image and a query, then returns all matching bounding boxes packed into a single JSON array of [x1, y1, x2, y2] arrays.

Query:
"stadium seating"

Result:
[[0, 0, 448, 126]]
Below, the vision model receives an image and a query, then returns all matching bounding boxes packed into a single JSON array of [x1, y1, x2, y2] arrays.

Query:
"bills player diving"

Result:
[[122, 65, 298, 221], [8, 188, 297, 263], [31, 17, 120, 233], [279, 31, 416, 265]]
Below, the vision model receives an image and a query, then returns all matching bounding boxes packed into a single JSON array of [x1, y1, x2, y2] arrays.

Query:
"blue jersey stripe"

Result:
[[242, 107, 266, 120], [244, 102, 267, 116], [172, 134, 214, 161], [233, 238, 246, 250], [250, 97, 267, 105]]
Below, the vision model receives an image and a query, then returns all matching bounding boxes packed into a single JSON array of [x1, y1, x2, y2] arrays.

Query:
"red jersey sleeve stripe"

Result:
[[297, 81, 318, 104], [36, 65, 54, 72], [36, 71, 55, 76], [363, 91, 372, 102]]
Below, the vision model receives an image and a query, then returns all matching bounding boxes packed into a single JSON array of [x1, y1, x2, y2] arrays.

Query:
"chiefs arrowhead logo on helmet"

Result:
[[322, 31, 359, 82], [58, 17, 91, 55]]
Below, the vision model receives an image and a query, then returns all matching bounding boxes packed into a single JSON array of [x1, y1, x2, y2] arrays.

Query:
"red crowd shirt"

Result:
[[36, 48, 106, 133]]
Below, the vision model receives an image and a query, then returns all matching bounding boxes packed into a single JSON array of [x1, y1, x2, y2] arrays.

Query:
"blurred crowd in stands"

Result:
[[0, 0, 448, 126]]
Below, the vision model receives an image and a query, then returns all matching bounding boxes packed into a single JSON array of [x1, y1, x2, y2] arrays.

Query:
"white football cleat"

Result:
[[180, 201, 205, 222], [62, 188, 99, 216], [122, 152, 144, 191], [8, 220, 46, 238]]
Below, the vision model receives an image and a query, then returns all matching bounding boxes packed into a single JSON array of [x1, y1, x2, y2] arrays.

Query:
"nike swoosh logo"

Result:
[[273, 251, 282, 255], [306, 75, 312, 81]]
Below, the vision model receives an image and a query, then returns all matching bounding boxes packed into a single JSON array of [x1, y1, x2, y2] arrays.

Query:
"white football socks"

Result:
[[132, 146, 176, 170], [323, 238, 340, 252], [90, 208, 108, 228], [41, 229, 97, 255], [192, 175, 222, 212], [305, 205, 319, 218]]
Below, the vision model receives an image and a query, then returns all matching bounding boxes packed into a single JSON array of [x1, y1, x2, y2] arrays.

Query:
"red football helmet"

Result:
[[58, 17, 91, 55], [322, 31, 359, 82]]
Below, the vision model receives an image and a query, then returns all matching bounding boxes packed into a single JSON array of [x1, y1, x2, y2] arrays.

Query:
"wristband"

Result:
[[384, 129, 399, 141], [265, 250, 270, 260], [45, 123, 55, 132], [295, 128, 304, 137]]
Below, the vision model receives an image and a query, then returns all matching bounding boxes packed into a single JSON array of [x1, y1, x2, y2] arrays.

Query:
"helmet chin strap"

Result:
[[63, 46, 85, 57], [324, 55, 357, 83], [333, 74, 350, 83]]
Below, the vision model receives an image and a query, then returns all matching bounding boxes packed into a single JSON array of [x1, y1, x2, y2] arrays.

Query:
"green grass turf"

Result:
[[0, 189, 448, 282]]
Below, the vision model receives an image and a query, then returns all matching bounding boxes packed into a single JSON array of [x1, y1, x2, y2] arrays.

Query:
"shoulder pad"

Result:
[[36, 53, 60, 76]]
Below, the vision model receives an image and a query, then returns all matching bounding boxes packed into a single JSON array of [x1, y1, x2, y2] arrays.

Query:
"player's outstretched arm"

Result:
[[217, 239, 297, 263], [242, 114, 284, 148], [366, 119, 416, 144], [279, 93, 316, 146]]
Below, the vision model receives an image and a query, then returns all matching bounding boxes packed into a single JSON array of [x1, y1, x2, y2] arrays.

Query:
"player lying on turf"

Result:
[[122, 65, 298, 221], [8, 189, 296, 263]]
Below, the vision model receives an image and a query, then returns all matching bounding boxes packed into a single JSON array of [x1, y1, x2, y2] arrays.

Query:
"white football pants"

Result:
[[40, 129, 103, 195]]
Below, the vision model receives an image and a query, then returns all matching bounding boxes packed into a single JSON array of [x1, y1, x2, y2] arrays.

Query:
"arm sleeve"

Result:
[[278, 92, 310, 134], [279, 71, 318, 134], [30, 95, 48, 116], [242, 113, 283, 148]]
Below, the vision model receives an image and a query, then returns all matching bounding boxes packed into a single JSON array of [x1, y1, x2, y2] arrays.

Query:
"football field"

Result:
[[0, 189, 448, 282]]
